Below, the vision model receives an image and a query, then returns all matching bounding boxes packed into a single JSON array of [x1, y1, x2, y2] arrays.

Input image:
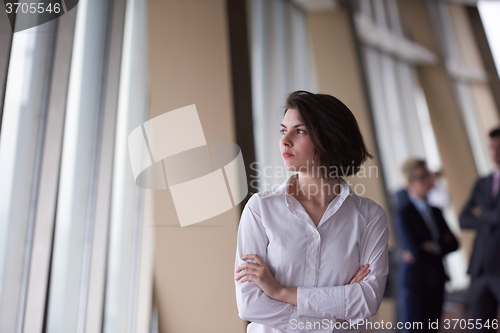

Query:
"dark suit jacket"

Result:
[[397, 200, 459, 289], [460, 174, 500, 276]]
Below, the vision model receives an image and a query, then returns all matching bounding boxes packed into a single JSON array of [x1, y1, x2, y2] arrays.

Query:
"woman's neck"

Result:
[[292, 173, 340, 206]]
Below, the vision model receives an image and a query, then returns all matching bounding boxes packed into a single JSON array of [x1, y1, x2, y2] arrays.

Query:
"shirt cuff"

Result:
[[296, 285, 346, 320]]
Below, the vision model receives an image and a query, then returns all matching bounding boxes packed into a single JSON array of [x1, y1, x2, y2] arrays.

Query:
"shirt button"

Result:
[[310, 270, 316, 276], [313, 233, 319, 239]]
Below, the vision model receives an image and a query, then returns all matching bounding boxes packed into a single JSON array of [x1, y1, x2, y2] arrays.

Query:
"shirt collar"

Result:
[[408, 192, 428, 210], [281, 173, 351, 227]]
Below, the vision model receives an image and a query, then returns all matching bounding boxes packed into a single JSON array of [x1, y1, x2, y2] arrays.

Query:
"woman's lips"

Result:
[[283, 152, 294, 158]]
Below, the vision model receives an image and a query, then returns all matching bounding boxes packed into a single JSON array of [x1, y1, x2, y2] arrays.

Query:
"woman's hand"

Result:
[[235, 254, 283, 300], [349, 264, 370, 284]]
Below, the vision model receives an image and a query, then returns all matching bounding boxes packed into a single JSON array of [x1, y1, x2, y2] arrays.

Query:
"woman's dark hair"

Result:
[[284, 90, 373, 179]]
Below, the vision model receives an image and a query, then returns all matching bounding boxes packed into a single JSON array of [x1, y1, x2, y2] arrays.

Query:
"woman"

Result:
[[234, 91, 390, 333]]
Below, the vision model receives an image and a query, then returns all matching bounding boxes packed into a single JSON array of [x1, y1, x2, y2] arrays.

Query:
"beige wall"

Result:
[[147, 0, 244, 332], [306, 8, 394, 325]]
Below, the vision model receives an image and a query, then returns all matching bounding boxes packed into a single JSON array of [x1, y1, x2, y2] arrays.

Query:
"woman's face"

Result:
[[280, 108, 317, 173]]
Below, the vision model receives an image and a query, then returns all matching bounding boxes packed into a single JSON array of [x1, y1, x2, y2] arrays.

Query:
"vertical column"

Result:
[[147, 0, 244, 332], [467, 6, 500, 119], [464, 5, 500, 130], [226, 0, 257, 208], [22, 7, 78, 333]]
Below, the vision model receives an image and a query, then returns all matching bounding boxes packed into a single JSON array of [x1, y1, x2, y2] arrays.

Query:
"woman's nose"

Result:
[[281, 133, 292, 147]]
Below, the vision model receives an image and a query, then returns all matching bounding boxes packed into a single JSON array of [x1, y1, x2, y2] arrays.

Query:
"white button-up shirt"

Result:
[[234, 174, 390, 333]]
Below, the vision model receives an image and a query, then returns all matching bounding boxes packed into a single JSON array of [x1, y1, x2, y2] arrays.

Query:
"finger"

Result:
[[350, 272, 363, 284], [351, 272, 364, 282], [235, 262, 260, 273], [353, 264, 368, 278], [350, 265, 370, 284], [359, 264, 369, 273], [350, 277, 361, 284], [235, 263, 246, 273], [235, 266, 260, 278], [235, 269, 250, 281], [242, 254, 265, 265], [235, 262, 250, 273], [357, 264, 369, 272], [359, 269, 371, 281], [359, 270, 369, 279], [238, 270, 262, 283], [354, 266, 363, 274], [356, 264, 367, 271], [235, 272, 249, 281], [235, 268, 259, 281], [236, 274, 252, 283]]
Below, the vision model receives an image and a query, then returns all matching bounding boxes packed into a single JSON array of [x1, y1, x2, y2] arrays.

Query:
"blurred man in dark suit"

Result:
[[397, 158, 459, 332], [460, 127, 500, 331]]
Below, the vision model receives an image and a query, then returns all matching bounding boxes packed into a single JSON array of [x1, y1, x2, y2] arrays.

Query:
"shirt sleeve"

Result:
[[396, 207, 420, 257], [234, 195, 300, 331], [296, 204, 390, 321], [460, 179, 500, 229]]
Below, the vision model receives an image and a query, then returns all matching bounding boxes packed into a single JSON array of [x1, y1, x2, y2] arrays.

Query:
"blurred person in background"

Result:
[[460, 127, 500, 332], [397, 158, 459, 333], [427, 170, 451, 211]]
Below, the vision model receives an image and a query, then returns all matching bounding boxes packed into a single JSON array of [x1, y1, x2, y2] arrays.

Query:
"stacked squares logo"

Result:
[[127, 105, 248, 227]]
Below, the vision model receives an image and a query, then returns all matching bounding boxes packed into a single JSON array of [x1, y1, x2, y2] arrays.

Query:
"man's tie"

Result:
[[423, 203, 440, 242]]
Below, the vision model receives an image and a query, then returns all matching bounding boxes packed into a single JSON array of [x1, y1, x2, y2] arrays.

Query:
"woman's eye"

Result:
[[280, 129, 306, 135]]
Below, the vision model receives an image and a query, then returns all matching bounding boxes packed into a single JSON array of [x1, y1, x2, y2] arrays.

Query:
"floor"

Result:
[[363, 295, 500, 333]]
